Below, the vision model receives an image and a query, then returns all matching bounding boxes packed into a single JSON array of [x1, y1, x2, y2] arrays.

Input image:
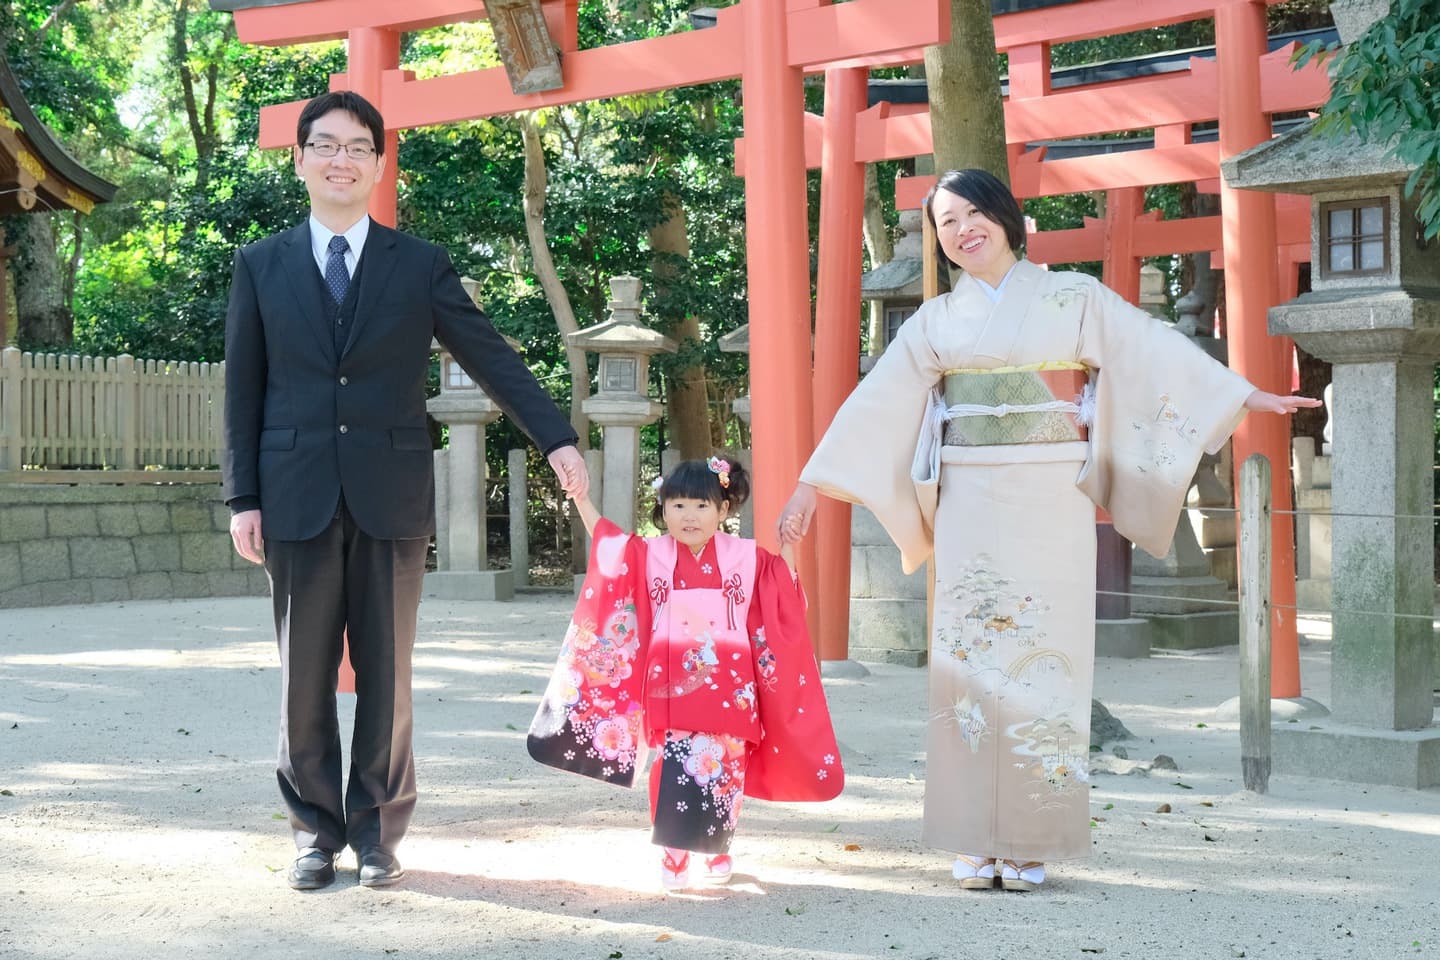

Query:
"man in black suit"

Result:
[[222, 91, 586, 891]]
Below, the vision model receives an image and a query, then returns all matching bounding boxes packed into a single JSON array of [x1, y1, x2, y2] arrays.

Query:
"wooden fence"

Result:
[[0, 345, 224, 479]]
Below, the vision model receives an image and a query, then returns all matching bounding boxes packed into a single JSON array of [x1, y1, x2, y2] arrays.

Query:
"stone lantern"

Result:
[[859, 208, 925, 371], [717, 323, 750, 426], [1223, 111, 1440, 786], [568, 276, 676, 533], [423, 278, 518, 601]]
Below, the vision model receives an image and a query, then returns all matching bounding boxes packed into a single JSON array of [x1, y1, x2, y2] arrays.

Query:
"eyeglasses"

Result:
[[303, 141, 376, 160]]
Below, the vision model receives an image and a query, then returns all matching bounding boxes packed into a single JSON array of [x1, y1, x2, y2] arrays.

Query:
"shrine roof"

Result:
[[0, 56, 117, 216]]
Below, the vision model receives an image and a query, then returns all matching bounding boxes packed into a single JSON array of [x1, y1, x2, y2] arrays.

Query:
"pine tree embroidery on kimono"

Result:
[[798, 258, 1255, 861]]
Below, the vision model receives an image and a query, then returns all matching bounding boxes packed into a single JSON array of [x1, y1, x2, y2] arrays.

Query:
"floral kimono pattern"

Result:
[[529, 519, 844, 851]]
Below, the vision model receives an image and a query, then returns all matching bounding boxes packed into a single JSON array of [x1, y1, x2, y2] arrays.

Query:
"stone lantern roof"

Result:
[[566, 277, 677, 355], [860, 258, 923, 299], [717, 323, 748, 354], [1220, 119, 1411, 197]]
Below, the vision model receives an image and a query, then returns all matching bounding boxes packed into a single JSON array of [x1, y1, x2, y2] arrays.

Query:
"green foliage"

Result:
[[1295, 1, 1440, 239], [1, 0, 127, 144], [71, 29, 338, 359]]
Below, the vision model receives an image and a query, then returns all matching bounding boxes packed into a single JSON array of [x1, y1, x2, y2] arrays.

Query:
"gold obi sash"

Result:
[[940, 362, 1092, 446]]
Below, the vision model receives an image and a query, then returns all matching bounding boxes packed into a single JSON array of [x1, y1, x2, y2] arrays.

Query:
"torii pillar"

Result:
[[335, 26, 401, 693], [811, 66, 869, 661], [348, 26, 400, 226], [741, 0, 815, 602], [1216, 0, 1301, 697]]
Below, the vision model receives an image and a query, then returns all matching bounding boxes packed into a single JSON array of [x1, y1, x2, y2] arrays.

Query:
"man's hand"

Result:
[[229, 509, 265, 564], [548, 445, 589, 500], [1243, 390, 1324, 415], [776, 482, 818, 544]]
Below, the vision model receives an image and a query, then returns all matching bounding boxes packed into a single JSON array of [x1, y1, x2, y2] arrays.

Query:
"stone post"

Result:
[[507, 448, 529, 588], [425, 347, 512, 601], [1326, 358, 1434, 728]]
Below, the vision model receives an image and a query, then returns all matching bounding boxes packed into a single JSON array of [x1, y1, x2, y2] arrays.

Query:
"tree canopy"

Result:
[[1296, 0, 1440, 239]]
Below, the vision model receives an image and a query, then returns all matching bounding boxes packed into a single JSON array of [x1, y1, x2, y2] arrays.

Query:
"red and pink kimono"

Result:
[[528, 519, 844, 853]]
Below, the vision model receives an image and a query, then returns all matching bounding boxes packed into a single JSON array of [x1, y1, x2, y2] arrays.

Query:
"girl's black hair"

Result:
[[649, 456, 751, 527], [923, 168, 1027, 268]]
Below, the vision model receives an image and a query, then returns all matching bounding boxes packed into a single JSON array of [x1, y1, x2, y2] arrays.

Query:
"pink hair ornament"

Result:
[[707, 456, 732, 489]]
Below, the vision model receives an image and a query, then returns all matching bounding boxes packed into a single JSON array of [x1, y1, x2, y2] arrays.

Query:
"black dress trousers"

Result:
[[264, 501, 428, 855]]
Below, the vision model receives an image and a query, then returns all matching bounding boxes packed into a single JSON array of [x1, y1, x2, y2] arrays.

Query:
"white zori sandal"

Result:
[[661, 848, 691, 891], [702, 854, 733, 885], [951, 855, 998, 890], [999, 860, 1045, 892]]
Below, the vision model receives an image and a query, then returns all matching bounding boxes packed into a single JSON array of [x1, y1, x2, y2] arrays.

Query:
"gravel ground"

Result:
[[1, 595, 1437, 960]]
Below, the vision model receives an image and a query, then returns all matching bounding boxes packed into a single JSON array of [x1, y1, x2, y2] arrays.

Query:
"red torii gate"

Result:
[[217, 0, 949, 685], [796, 0, 1329, 697], [221, 0, 1324, 698]]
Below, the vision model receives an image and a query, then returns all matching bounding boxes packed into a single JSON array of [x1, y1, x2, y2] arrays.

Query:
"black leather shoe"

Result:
[[287, 847, 338, 890], [357, 847, 404, 888]]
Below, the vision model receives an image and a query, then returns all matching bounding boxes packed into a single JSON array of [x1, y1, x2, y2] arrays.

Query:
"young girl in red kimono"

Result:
[[528, 456, 844, 891]]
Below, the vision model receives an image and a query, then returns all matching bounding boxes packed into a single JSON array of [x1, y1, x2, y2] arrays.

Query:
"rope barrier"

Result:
[[1095, 591, 1440, 622], [1167, 504, 1440, 520]]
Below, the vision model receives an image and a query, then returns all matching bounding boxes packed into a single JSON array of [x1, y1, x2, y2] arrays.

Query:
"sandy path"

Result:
[[1, 596, 1436, 960]]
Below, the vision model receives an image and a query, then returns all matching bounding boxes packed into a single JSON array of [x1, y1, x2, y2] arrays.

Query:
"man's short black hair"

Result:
[[296, 91, 386, 157], [924, 168, 1027, 266]]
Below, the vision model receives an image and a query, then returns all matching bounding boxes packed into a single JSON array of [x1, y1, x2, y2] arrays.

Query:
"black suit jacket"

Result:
[[222, 220, 577, 542]]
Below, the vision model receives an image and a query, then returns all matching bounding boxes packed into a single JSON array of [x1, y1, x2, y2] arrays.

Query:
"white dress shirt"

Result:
[[308, 214, 371, 280]]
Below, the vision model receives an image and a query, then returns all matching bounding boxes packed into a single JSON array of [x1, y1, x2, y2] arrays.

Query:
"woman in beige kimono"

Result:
[[778, 169, 1318, 892]]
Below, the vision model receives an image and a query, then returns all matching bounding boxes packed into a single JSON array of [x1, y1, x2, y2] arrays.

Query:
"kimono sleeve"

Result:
[[743, 549, 845, 802], [800, 296, 947, 574], [1073, 277, 1256, 558], [527, 518, 651, 788]]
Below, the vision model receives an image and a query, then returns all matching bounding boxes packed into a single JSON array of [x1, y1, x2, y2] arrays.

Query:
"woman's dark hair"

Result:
[[296, 91, 387, 158], [649, 456, 751, 526], [923, 168, 1027, 267]]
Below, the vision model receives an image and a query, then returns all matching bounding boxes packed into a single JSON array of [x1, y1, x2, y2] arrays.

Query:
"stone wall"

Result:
[[848, 506, 928, 666], [0, 483, 267, 608]]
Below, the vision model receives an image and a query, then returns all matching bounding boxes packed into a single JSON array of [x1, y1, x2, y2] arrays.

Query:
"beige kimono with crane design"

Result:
[[801, 259, 1253, 861]]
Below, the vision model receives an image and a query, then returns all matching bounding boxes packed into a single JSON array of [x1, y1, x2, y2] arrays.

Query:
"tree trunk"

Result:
[[923, 0, 1009, 181], [63, 212, 82, 310], [862, 163, 893, 269], [650, 196, 711, 459], [521, 112, 590, 451], [862, 163, 893, 354], [522, 113, 592, 571], [173, 0, 223, 201], [37, 0, 83, 39], [13, 214, 71, 348]]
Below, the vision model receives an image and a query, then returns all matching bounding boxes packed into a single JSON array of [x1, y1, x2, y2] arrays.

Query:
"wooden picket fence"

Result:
[[0, 345, 224, 481]]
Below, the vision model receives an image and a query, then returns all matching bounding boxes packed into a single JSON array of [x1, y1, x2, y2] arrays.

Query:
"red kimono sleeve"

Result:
[[527, 518, 652, 788], [743, 549, 845, 802]]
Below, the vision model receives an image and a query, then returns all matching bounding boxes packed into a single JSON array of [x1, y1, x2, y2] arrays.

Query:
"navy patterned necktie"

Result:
[[324, 234, 350, 304]]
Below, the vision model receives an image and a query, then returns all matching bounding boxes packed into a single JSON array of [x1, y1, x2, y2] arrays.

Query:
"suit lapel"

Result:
[[278, 221, 338, 363], [344, 221, 400, 359]]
